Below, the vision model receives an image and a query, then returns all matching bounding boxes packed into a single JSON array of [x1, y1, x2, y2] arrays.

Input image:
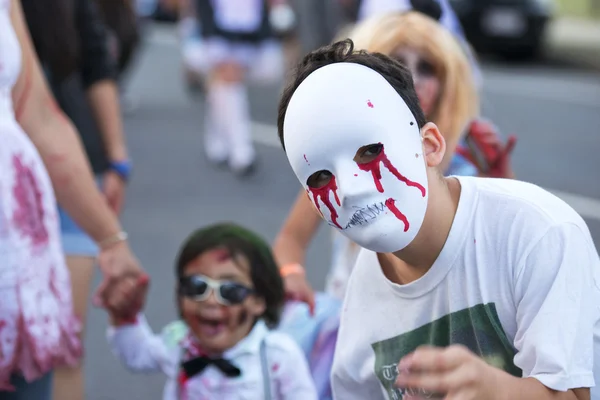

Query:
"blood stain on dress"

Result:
[[11, 154, 48, 249]]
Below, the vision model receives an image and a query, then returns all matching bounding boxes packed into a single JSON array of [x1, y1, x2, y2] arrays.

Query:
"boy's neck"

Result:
[[379, 176, 461, 285]]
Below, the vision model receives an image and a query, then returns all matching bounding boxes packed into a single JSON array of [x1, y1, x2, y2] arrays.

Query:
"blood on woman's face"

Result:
[[393, 47, 441, 117]]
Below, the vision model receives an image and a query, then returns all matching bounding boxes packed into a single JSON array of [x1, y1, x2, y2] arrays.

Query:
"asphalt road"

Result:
[[82, 28, 600, 399]]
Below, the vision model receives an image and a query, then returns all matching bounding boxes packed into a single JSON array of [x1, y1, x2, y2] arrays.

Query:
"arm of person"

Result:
[[508, 222, 599, 400], [268, 333, 319, 400], [273, 189, 322, 312], [10, 0, 121, 243], [273, 188, 322, 269], [77, 0, 129, 214], [107, 315, 176, 374], [11, 0, 144, 304], [77, 0, 128, 164]]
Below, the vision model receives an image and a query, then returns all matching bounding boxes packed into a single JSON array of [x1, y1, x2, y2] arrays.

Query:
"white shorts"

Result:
[[182, 36, 284, 84]]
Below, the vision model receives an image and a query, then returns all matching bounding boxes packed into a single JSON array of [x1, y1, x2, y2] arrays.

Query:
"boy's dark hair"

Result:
[[277, 39, 427, 150], [175, 223, 285, 328]]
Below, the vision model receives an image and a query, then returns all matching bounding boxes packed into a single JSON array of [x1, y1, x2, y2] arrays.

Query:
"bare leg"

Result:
[[205, 63, 255, 174], [51, 256, 96, 400]]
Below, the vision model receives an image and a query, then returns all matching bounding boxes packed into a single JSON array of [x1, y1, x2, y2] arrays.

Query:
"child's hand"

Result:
[[103, 274, 150, 326]]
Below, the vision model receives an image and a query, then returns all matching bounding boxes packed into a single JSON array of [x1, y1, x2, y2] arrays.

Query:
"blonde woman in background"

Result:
[[275, 8, 516, 310]]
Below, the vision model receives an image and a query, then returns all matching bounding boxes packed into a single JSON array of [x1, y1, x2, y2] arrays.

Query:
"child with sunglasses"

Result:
[[103, 223, 318, 400]]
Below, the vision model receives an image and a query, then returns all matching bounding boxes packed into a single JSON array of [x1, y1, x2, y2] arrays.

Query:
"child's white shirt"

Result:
[[107, 316, 318, 400]]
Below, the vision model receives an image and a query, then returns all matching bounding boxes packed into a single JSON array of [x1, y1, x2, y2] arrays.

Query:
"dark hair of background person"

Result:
[[20, 0, 80, 81], [94, 0, 141, 75]]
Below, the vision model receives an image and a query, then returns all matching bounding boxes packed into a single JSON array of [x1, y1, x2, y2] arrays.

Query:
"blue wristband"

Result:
[[109, 160, 132, 181]]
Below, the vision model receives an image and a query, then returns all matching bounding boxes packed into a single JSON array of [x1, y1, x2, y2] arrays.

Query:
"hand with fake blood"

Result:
[[94, 241, 145, 308], [103, 273, 149, 326], [457, 120, 517, 179], [394, 345, 502, 400]]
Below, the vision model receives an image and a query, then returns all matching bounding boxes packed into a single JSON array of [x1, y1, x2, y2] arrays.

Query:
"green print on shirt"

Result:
[[371, 303, 522, 400]]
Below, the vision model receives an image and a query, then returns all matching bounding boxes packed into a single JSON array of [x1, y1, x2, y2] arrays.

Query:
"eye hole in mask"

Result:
[[354, 143, 383, 164], [307, 170, 333, 189], [306, 143, 384, 188]]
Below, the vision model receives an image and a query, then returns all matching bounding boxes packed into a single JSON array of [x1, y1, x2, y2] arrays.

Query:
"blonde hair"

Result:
[[345, 12, 479, 166]]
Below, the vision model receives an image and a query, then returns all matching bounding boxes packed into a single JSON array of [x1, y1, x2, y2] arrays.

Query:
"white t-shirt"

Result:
[[331, 176, 600, 400], [107, 316, 318, 400]]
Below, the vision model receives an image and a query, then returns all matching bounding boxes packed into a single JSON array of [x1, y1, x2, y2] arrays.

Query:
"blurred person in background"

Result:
[[338, 0, 481, 85], [357, 0, 464, 36], [178, 0, 206, 93], [178, 0, 295, 92], [274, 5, 516, 310], [1, 0, 145, 398], [189, 0, 291, 176], [19, 0, 133, 398], [94, 0, 142, 113]]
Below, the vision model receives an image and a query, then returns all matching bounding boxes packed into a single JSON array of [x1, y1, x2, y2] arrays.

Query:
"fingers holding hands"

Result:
[[104, 274, 150, 325]]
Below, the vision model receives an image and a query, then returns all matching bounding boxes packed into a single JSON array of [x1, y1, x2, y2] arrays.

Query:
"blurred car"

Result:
[[449, 0, 554, 59]]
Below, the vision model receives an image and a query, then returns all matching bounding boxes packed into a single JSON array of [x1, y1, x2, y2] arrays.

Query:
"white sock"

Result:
[[210, 82, 255, 170], [204, 84, 229, 163]]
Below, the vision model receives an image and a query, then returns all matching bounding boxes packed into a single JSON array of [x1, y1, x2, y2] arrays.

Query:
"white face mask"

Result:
[[283, 63, 429, 253]]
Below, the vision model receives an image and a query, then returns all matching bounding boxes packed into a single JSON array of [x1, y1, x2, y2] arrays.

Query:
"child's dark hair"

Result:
[[175, 223, 285, 328], [277, 39, 426, 151]]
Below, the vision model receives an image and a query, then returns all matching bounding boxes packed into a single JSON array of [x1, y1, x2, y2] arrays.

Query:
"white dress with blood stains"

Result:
[[0, 0, 81, 390]]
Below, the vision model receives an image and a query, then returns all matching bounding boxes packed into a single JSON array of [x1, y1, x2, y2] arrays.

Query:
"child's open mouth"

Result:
[[197, 317, 226, 337]]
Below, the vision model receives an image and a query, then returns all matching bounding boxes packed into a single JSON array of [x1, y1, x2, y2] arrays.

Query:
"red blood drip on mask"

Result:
[[307, 175, 342, 229], [357, 144, 426, 197], [303, 154, 309, 164], [367, 100, 374, 108], [385, 198, 409, 232]]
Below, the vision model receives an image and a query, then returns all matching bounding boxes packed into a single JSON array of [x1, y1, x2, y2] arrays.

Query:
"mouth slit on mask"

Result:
[[339, 198, 410, 232], [344, 201, 387, 229]]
